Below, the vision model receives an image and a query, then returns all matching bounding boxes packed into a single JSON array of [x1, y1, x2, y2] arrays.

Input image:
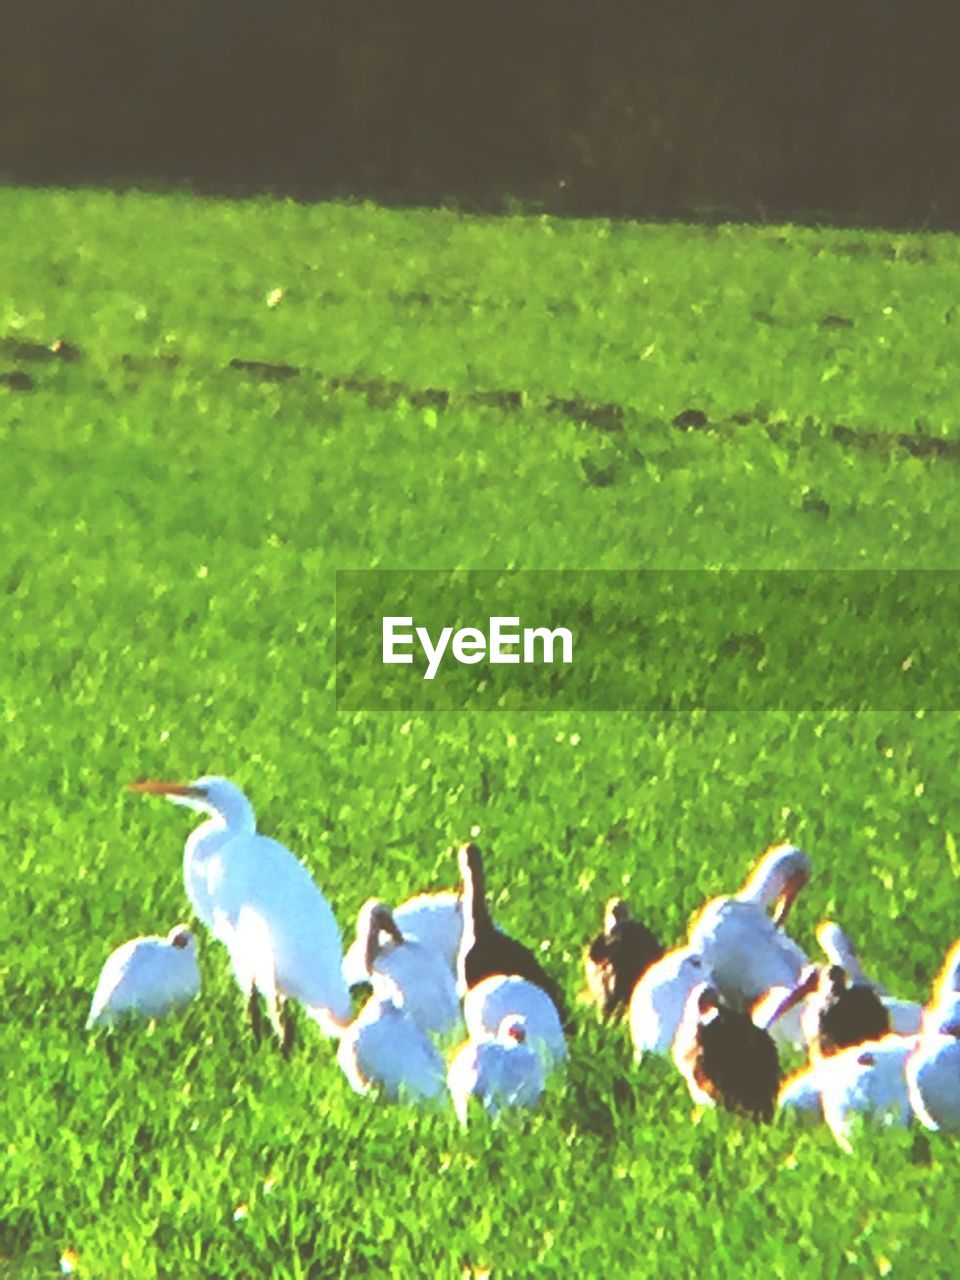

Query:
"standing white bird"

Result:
[[687, 843, 811, 1011], [87, 925, 200, 1028], [337, 992, 447, 1103], [628, 946, 714, 1062], [463, 975, 566, 1070], [447, 1015, 545, 1127], [349, 899, 461, 1038], [907, 1001, 960, 1132], [128, 776, 350, 1052]]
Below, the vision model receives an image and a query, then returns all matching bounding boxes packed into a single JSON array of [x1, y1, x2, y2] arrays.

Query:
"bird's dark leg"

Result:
[[247, 983, 263, 1049], [103, 1031, 120, 1072], [280, 999, 296, 1060]]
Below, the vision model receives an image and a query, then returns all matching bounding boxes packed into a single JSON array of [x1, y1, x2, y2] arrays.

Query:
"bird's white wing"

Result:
[[629, 948, 712, 1059], [498, 1045, 545, 1111], [690, 899, 807, 1009], [394, 894, 463, 972], [216, 833, 350, 1023], [88, 939, 143, 1026], [345, 1004, 446, 1102], [907, 1037, 960, 1132], [87, 937, 199, 1026], [371, 942, 462, 1038]]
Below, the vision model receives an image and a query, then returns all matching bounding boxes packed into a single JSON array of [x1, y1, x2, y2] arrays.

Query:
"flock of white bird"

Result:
[[87, 775, 960, 1149]]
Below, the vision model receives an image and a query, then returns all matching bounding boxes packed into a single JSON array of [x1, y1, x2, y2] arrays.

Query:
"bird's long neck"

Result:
[[183, 801, 257, 895], [462, 850, 493, 936], [820, 927, 868, 983], [738, 860, 787, 909], [207, 790, 257, 833]]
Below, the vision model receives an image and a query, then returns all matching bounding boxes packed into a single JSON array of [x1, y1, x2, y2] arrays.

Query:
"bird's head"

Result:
[[358, 899, 405, 973], [741, 843, 811, 925], [823, 964, 848, 997], [499, 1016, 528, 1045], [458, 842, 483, 878], [128, 776, 255, 829], [605, 897, 630, 931]]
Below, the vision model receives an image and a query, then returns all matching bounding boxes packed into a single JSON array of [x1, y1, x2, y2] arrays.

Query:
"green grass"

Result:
[[2, 187, 960, 1278]]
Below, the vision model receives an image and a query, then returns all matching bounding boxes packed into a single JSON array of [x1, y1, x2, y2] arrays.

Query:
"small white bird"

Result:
[[628, 946, 714, 1062], [817, 1036, 916, 1154], [463, 975, 566, 1070], [87, 925, 200, 1028], [129, 776, 350, 1052], [342, 890, 463, 987], [337, 992, 447, 1103], [447, 1015, 545, 1127], [907, 1002, 960, 1133], [688, 844, 811, 1011], [350, 899, 461, 1039]]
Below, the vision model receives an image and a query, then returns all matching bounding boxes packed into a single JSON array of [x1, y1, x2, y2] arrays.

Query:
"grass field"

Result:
[[2, 187, 960, 1278]]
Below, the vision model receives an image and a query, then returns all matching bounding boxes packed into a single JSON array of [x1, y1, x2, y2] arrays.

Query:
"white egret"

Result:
[[128, 776, 350, 1052]]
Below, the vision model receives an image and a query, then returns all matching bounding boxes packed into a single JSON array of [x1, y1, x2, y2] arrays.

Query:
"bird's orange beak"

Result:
[[127, 780, 206, 797], [761, 968, 820, 1029]]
